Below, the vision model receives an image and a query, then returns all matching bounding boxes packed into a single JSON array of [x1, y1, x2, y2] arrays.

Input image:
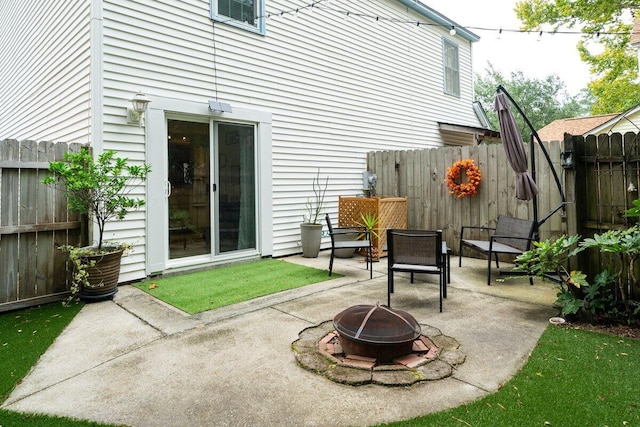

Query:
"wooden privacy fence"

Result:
[[0, 140, 84, 312], [568, 132, 640, 298], [366, 141, 568, 254]]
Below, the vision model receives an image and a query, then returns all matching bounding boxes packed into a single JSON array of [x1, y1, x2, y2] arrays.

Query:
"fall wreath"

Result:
[[446, 159, 482, 198]]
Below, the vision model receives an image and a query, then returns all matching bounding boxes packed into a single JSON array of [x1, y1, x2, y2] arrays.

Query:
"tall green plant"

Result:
[[356, 211, 379, 238], [580, 227, 640, 317], [42, 148, 151, 250], [517, 231, 639, 323], [515, 235, 590, 317]]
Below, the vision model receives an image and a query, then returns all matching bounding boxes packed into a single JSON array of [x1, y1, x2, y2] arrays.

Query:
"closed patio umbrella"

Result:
[[494, 92, 539, 201]]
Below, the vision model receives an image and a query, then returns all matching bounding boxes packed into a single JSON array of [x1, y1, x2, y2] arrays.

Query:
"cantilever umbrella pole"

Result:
[[496, 85, 567, 216]]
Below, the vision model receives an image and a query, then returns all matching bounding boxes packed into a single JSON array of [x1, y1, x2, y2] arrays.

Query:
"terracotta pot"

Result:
[[77, 246, 124, 301]]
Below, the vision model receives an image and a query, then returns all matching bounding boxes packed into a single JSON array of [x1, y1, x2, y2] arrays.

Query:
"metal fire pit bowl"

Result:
[[333, 304, 421, 362]]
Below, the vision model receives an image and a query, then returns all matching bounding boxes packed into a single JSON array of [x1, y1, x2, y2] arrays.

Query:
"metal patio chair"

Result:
[[325, 214, 373, 279], [387, 229, 444, 312]]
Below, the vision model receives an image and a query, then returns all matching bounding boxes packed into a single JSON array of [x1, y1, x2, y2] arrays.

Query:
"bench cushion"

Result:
[[460, 239, 524, 255]]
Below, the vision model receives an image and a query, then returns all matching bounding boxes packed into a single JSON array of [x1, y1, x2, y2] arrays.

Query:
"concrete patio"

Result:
[[2, 252, 558, 426]]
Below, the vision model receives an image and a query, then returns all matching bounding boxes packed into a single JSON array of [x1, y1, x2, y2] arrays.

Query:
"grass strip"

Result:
[[0, 302, 117, 426], [0, 410, 112, 427], [134, 258, 340, 314], [380, 325, 640, 427], [0, 302, 82, 401]]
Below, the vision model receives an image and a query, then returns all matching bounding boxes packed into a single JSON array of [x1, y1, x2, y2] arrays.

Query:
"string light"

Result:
[[257, 0, 637, 38]]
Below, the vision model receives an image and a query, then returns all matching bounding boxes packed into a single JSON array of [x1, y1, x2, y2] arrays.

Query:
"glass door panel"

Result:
[[217, 123, 256, 253], [167, 120, 211, 259]]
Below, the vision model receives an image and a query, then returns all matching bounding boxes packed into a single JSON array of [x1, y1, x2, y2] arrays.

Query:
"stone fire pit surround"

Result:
[[293, 320, 466, 387]]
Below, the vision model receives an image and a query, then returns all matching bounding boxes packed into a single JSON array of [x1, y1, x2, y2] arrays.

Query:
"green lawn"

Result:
[[133, 258, 339, 314], [380, 326, 640, 427], [0, 302, 117, 426]]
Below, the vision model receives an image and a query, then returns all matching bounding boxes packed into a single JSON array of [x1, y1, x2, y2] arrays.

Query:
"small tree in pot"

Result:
[[43, 147, 151, 301]]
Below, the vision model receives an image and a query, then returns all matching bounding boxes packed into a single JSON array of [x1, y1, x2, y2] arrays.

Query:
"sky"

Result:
[[428, 0, 593, 96]]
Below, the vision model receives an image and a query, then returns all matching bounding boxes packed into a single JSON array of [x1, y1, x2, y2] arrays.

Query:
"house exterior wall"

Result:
[[1, 0, 481, 282], [588, 108, 640, 135], [0, 1, 92, 143], [102, 0, 479, 264]]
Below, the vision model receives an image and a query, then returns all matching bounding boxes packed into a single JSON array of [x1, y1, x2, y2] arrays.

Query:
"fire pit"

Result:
[[333, 304, 421, 362]]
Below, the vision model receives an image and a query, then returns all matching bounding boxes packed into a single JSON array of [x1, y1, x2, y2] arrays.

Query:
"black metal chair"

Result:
[[325, 214, 373, 279], [387, 229, 444, 312]]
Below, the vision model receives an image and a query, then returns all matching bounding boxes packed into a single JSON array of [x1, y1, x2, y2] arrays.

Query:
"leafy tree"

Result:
[[474, 64, 590, 141], [515, 0, 640, 114]]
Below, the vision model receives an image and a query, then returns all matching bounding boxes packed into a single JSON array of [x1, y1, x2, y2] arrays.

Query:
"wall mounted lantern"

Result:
[[127, 91, 151, 126], [560, 151, 573, 169]]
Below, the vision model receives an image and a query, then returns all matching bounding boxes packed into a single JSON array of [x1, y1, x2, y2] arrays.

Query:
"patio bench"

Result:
[[458, 215, 536, 286]]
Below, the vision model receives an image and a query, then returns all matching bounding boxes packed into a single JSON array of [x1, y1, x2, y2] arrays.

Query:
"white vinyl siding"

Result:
[[443, 37, 460, 97], [1, 0, 481, 281], [101, 0, 480, 269], [0, 0, 92, 142], [589, 108, 640, 135]]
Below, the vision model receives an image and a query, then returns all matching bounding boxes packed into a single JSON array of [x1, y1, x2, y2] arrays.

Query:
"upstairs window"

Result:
[[443, 38, 460, 97], [212, 0, 265, 34]]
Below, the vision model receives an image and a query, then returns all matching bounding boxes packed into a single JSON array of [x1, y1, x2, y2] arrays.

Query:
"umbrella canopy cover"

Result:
[[494, 92, 539, 201]]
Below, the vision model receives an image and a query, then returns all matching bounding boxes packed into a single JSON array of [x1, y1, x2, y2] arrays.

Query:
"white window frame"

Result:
[[211, 0, 266, 35], [442, 37, 460, 97]]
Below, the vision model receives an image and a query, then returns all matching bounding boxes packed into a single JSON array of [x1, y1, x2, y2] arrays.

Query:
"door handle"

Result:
[[166, 181, 172, 197]]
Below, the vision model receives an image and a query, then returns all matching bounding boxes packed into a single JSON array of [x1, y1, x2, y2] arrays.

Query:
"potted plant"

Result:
[[300, 169, 328, 258], [333, 211, 379, 259], [42, 147, 151, 301]]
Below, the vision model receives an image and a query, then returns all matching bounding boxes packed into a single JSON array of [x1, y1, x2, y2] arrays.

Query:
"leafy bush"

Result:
[[516, 233, 638, 325]]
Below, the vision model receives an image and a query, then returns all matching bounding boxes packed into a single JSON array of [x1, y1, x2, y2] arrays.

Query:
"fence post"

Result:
[[563, 134, 578, 237]]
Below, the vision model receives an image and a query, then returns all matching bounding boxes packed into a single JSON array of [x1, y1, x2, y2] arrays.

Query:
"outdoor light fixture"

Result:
[[127, 91, 151, 126], [560, 151, 573, 169], [208, 100, 232, 113]]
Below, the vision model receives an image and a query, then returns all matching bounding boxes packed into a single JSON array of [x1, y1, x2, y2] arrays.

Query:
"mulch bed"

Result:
[[562, 321, 640, 340]]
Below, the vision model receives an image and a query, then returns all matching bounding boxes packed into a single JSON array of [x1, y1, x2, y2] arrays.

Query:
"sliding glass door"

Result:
[[167, 119, 256, 260], [167, 120, 211, 259], [216, 123, 256, 253]]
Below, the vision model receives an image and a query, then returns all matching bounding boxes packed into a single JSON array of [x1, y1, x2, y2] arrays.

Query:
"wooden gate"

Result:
[[0, 140, 84, 312], [569, 132, 640, 297]]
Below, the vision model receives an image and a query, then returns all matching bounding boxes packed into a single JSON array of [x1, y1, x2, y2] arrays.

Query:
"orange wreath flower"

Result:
[[446, 159, 482, 198]]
